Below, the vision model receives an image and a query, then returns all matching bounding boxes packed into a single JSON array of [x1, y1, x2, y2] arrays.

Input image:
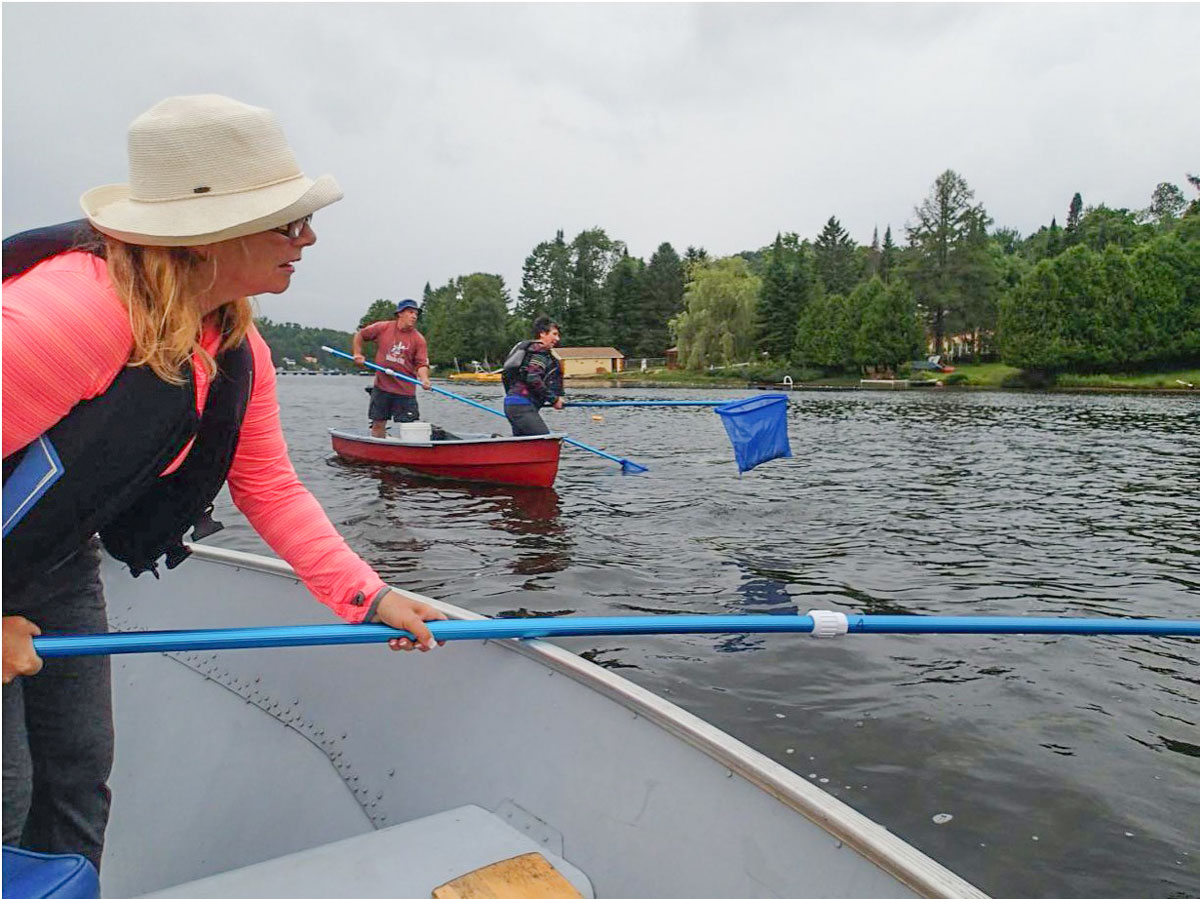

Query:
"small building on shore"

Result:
[[554, 346, 626, 376]]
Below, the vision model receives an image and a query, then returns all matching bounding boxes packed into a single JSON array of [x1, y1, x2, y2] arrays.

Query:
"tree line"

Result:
[[257, 170, 1200, 377], [254, 318, 358, 371]]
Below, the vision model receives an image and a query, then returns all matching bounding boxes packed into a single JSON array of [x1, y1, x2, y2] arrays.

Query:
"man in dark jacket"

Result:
[[502, 316, 564, 436]]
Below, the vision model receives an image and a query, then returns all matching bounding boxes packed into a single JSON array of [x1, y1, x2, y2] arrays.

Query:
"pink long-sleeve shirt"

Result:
[[2, 250, 386, 622]]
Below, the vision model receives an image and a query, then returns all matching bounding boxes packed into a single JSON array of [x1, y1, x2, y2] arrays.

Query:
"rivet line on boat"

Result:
[[170, 656, 382, 821]]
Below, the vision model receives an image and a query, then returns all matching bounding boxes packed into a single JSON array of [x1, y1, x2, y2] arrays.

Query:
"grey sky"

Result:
[[4, 3, 1198, 330]]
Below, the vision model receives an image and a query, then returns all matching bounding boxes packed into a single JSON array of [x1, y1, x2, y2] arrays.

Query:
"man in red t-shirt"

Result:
[[352, 299, 431, 437]]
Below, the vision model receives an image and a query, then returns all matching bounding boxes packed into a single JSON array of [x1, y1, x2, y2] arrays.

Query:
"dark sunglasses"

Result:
[[271, 214, 312, 239]]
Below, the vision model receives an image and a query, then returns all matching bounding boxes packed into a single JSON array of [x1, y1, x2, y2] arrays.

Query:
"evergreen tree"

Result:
[[854, 277, 923, 373], [458, 273, 511, 367], [754, 234, 816, 360], [999, 258, 1065, 372], [1046, 218, 1063, 257], [755, 234, 793, 358], [637, 242, 685, 356], [1066, 193, 1084, 236], [905, 169, 996, 353], [1132, 225, 1200, 361], [732, 247, 770, 277], [813, 216, 859, 296], [795, 292, 851, 371], [955, 209, 1003, 357], [995, 238, 1031, 296], [992, 227, 1022, 256], [787, 242, 818, 345], [421, 280, 466, 367], [1094, 244, 1149, 366], [1073, 205, 1154, 253], [422, 274, 510, 367], [1001, 224, 1200, 374], [568, 228, 621, 345], [604, 250, 645, 356], [1021, 224, 1058, 263], [517, 230, 571, 326], [879, 226, 898, 284], [683, 246, 710, 282]]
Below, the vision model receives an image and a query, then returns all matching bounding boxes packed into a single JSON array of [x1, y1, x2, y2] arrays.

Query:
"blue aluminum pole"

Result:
[[564, 401, 731, 407], [32, 614, 1200, 657]]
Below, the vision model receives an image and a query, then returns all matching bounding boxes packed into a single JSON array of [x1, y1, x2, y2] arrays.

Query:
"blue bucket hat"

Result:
[[395, 298, 419, 314]]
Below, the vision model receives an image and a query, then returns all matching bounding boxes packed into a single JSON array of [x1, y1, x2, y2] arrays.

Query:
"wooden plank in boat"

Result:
[[432, 852, 584, 899]]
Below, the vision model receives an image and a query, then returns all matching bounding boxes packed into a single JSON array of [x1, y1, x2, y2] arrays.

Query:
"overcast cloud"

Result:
[[4, 3, 1198, 330]]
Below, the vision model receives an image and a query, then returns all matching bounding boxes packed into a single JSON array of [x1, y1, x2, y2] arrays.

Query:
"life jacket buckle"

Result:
[[190, 506, 224, 542], [164, 542, 192, 570]]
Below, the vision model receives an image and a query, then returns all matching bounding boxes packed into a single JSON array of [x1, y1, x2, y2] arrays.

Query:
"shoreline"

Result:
[[557, 376, 1199, 395], [559, 362, 1200, 395], [279, 369, 1198, 395]]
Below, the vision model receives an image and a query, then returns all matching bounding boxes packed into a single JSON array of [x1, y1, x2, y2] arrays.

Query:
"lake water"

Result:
[[209, 376, 1199, 899]]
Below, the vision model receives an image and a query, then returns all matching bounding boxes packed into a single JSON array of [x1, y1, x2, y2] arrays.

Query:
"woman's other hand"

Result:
[[3, 616, 43, 683], [371, 589, 447, 652]]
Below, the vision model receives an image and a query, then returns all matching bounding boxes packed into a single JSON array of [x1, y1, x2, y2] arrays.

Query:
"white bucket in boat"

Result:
[[397, 421, 432, 443]]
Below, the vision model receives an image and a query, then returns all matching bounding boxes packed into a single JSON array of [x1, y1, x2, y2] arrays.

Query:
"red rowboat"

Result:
[[329, 428, 564, 488]]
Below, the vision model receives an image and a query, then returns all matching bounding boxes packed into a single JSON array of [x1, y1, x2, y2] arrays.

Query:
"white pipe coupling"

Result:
[[806, 609, 848, 638]]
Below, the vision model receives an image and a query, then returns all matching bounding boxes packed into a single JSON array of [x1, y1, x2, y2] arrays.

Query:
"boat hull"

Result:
[[330, 428, 563, 488], [96, 546, 987, 899]]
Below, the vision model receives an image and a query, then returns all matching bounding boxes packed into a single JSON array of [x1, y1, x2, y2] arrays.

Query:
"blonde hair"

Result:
[[102, 237, 254, 384]]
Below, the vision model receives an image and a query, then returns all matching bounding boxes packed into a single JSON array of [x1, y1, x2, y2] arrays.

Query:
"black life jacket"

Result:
[[1, 220, 254, 592], [501, 340, 534, 392], [501, 340, 564, 403]]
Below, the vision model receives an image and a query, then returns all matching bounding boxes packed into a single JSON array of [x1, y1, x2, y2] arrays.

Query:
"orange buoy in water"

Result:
[[591, 414, 604, 422]]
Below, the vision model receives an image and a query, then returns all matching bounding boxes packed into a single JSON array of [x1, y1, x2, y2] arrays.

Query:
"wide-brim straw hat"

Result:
[[81, 94, 343, 247]]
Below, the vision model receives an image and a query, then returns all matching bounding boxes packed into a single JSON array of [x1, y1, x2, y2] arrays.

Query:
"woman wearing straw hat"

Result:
[[1, 95, 446, 870]]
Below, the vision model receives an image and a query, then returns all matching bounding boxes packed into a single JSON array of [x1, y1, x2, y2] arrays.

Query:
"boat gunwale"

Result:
[[329, 428, 567, 450], [177, 543, 989, 899]]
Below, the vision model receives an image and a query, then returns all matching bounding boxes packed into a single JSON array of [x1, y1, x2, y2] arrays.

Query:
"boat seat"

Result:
[[433, 852, 583, 898], [134, 805, 594, 899]]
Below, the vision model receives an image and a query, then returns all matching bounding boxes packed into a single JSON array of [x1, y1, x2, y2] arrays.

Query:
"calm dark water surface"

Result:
[[210, 377, 1199, 899]]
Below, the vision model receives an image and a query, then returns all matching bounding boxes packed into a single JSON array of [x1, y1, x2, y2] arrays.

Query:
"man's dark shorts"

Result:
[[368, 387, 420, 423]]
